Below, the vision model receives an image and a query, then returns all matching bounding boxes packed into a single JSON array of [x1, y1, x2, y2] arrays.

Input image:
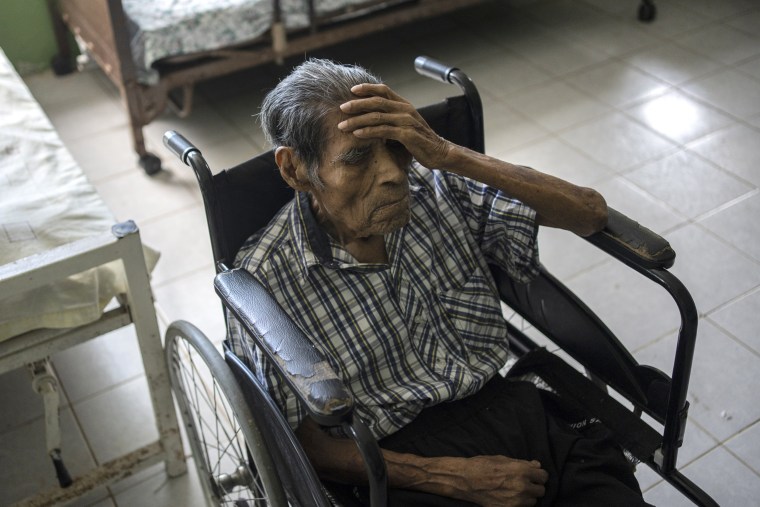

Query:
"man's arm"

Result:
[[297, 417, 548, 507], [338, 83, 608, 237]]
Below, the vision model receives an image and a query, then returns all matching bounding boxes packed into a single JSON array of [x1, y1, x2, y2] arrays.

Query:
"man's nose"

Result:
[[375, 147, 407, 185]]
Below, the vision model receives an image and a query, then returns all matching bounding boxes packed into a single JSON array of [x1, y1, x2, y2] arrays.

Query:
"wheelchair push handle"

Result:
[[163, 130, 200, 165], [414, 56, 458, 84]]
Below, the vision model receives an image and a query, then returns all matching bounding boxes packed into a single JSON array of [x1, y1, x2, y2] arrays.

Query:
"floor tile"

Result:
[[707, 287, 760, 356], [699, 192, 760, 263], [674, 23, 760, 66], [682, 68, 760, 120], [500, 29, 609, 77], [564, 60, 670, 108], [137, 205, 215, 286], [625, 149, 753, 219], [644, 446, 759, 506], [462, 54, 553, 101], [65, 126, 142, 184], [723, 7, 760, 37], [505, 137, 616, 188], [152, 267, 227, 344], [595, 176, 685, 234], [667, 224, 760, 314], [625, 43, 724, 87], [725, 420, 760, 474], [687, 124, 760, 187], [537, 226, 609, 281], [113, 456, 206, 507], [0, 367, 46, 434], [738, 55, 760, 81], [671, 0, 758, 20], [52, 325, 145, 404], [93, 168, 199, 225], [506, 80, 611, 132], [625, 89, 734, 145], [72, 376, 159, 463], [0, 408, 95, 505], [564, 259, 682, 352], [482, 102, 551, 157], [636, 319, 760, 442], [559, 111, 678, 173]]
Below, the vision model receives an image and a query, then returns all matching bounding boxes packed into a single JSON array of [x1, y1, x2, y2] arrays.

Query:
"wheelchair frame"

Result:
[[163, 56, 717, 506]]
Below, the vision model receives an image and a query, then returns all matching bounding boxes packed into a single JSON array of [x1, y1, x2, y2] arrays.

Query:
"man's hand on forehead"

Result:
[[337, 83, 450, 169]]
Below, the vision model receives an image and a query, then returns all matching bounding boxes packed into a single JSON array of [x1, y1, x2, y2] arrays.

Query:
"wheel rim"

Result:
[[168, 331, 271, 506]]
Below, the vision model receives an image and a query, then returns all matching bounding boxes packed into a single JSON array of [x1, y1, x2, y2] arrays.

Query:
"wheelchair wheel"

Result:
[[165, 321, 288, 506]]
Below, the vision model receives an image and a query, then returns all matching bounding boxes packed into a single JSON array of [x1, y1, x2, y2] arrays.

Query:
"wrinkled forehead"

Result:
[[320, 109, 374, 161]]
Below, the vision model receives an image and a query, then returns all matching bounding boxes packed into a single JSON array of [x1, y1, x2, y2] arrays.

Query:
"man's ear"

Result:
[[275, 147, 312, 192]]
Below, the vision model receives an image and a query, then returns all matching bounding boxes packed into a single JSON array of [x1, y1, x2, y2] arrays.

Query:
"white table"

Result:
[[0, 47, 185, 505]]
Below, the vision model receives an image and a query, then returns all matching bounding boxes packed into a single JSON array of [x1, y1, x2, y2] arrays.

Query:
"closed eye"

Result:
[[334, 145, 372, 167]]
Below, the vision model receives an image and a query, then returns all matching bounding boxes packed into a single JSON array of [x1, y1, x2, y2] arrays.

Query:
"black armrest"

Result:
[[585, 207, 675, 269], [214, 268, 353, 427]]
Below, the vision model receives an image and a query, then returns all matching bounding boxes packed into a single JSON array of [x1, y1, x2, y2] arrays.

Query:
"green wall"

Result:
[[0, 1, 59, 75]]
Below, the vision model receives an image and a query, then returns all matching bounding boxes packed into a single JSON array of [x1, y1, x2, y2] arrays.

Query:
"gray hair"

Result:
[[259, 58, 382, 188]]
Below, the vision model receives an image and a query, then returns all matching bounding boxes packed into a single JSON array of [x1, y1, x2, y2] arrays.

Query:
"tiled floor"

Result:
[[2, 0, 759, 505]]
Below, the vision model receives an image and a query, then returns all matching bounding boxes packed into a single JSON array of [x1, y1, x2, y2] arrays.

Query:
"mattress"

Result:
[[0, 47, 158, 341], [122, 0, 390, 84]]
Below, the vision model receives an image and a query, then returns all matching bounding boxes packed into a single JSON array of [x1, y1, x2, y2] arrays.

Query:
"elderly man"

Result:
[[229, 58, 650, 506]]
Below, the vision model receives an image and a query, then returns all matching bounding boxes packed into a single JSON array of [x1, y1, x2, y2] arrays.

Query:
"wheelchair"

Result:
[[162, 56, 718, 506]]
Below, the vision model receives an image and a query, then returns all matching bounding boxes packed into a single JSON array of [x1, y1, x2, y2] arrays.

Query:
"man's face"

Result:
[[310, 111, 412, 241]]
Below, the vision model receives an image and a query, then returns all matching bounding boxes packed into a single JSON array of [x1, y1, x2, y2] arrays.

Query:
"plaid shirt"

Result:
[[229, 162, 539, 439]]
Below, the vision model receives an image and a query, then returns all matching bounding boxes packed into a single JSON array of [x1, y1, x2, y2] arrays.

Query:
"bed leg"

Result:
[[638, 0, 656, 22], [45, 0, 75, 75]]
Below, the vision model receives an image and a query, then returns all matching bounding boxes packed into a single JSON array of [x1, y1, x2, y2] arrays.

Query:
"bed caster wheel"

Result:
[[51, 54, 74, 76], [140, 154, 163, 175], [638, 2, 656, 22]]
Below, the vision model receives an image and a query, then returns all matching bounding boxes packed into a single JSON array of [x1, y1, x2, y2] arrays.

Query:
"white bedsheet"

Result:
[[0, 47, 158, 341]]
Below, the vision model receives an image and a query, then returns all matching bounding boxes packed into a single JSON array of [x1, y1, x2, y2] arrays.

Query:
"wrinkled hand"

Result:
[[338, 83, 451, 169], [446, 455, 548, 507]]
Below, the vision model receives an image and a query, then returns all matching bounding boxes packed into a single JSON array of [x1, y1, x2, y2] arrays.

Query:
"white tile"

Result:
[[738, 55, 760, 81], [564, 259, 682, 352], [153, 267, 226, 344], [644, 446, 759, 507], [92, 168, 199, 225], [626, 149, 753, 219], [73, 376, 159, 463], [725, 420, 760, 474], [687, 124, 760, 187], [506, 81, 611, 132], [52, 325, 145, 404], [682, 68, 760, 120], [65, 126, 140, 184], [667, 224, 760, 314], [674, 23, 760, 66], [635, 319, 760, 443], [625, 43, 723, 86], [463, 55, 554, 100], [0, 408, 95, 504], [699, 192, 760, 263], [0, 367, 46, 434], [559, 111, 679, 173], [708, 287, 760, 355], [671, 0, 757, 20], [724, 7, 760, 37], [482, 102, 551, 156], [113, 456, 206, 507], [537, 227, 609, 280], [506, 137, 615, 188], [595, 176, 685, 234], [137, 205, 215, 285], [625, 90, 734, 144], [564, 60, 670, 108]]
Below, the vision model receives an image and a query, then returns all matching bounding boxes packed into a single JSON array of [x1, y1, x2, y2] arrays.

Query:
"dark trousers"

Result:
[[364, 376, 652, 506]]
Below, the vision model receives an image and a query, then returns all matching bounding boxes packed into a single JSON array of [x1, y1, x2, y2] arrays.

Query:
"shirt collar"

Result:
[[289, 179, 425, 278]]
